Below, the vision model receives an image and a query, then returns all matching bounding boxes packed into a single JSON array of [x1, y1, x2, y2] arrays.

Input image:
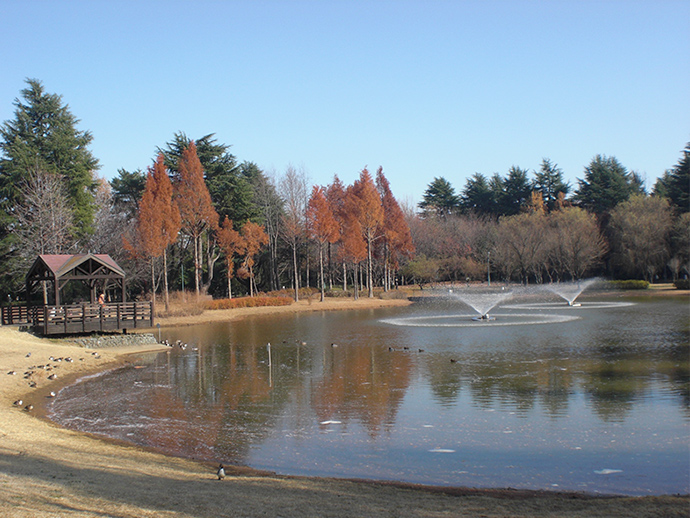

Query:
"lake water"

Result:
[[49, 294, 689, 496]]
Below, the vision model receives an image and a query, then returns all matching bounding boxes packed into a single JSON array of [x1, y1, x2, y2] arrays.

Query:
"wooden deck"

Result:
[[1, 302, 154, 335]]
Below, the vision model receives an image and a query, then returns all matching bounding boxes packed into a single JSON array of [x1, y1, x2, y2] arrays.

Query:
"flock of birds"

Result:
[[8, 350, 102, 413], [160, 339, 196, 351]]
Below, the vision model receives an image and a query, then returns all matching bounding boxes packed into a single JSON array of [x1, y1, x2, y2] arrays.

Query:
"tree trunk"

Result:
[[163, 248, 170, 313], [319, 242, 325, 302], [292, 242, 299, 302], [193, 234, 201, 298], [353, 263, 359, 300], [151, 260, 156, 307], [366, 234, 374, 298]]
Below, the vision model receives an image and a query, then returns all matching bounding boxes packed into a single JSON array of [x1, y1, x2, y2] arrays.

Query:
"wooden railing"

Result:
[[1, 302, 153, 335], [1, 304, 33, 325]]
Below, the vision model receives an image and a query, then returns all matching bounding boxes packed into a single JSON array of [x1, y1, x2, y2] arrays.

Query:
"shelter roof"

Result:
[[28, 254, 125, 279]]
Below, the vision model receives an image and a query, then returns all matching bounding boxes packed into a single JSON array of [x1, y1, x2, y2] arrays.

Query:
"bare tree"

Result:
[[549, 207, 606, 280], [15, 168, 74, 303], [16, 168, 74, 259], [494, 212, 549, 284], [278, 165, 309, 301], [609, 195, 673, 281]]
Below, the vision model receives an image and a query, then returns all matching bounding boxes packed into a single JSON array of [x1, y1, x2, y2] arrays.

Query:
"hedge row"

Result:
[[674, 279, 690, 290], [205, 296, 293, 310]]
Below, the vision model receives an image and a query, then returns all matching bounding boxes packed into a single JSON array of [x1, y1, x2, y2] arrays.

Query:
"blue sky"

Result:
[[1, 0, 688, 205]]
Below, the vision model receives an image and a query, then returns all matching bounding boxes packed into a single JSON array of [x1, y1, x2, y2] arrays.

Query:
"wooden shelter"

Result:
[[26, 254, 126, 305], [1, 254, 153, 335]]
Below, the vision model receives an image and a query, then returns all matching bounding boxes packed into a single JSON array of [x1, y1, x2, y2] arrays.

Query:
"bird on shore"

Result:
[[47, 374, 57, 380], [24, 404, 33, 412], [216, 464, 225, 480], [13, 399, 22, 407]]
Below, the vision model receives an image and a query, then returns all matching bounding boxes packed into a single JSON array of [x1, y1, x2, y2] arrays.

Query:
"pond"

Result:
[[49, 294, 689, 496]]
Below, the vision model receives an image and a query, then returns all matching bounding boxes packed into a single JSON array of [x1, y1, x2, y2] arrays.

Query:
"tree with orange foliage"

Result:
[[376, 167, 414, 291], [176, 142, 219, 297], [341, 185, 368, 299], [217, 216, 245, 299], [307, 185, 340, 301], [239, 220, 269, 297], [136, 154, 180, 311], [326, 175, 347, 290], [349, 168, 383, 297]]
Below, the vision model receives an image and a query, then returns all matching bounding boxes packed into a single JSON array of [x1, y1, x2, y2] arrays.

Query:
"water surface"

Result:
[[50, 295, 689, 495]]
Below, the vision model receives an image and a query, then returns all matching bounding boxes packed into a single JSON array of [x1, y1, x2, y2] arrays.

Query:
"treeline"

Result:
[[0, 79, 688, 306], [0, 79, 415, 305], [409, 150, 689, 284]]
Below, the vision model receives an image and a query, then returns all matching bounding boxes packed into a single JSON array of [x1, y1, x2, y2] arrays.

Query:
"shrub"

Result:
[[205, 296, 293, 310], [606, 280, 650, 290], [674, 279, 690, 290]]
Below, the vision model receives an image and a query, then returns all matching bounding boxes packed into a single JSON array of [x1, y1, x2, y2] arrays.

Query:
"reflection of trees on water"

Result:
[[312, 344, 413, 437], [133, 338, 415, 462], [421, 343, 688, 421]]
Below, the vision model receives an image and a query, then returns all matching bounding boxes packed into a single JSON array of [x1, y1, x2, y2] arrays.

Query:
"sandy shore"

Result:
[[0, 296, 687, 517]]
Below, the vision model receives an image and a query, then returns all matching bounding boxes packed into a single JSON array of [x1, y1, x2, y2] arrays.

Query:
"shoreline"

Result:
[[1, 295, 688, 517]]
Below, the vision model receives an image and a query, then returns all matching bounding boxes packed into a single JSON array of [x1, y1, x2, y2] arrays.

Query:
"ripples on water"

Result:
[[50, 296, 689, 496]]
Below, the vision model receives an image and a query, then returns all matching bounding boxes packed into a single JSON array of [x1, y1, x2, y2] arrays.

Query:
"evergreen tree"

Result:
[[574, 155, 642, 217], [110, 168, 146, 218], [460, 173, 494, 215], [0, 79, 99, 237], [0, 79, 99, 295], [418, 177, 460, 218], [502, 166, 534, 216], [534, 159, 570, 211], [159, 132, 257, 222], [654, 143, 689, 213]]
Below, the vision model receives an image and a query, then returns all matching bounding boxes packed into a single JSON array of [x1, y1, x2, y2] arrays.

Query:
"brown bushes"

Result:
[[205, 296, 293, 310]]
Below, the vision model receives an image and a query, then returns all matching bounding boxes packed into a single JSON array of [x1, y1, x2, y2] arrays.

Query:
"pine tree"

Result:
[[534, 159, 570, 211], [418, 177, 460, 218], [0, 79, 99, 237], [0, 79, 99, 294]]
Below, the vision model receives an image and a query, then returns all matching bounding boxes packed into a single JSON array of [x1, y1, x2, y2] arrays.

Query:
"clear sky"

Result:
[[1, 0, 688, 205]]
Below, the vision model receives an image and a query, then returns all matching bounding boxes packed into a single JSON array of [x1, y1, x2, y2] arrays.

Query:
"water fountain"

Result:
[[447, 288, 513, 320], [544, 278, 599, 306]]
